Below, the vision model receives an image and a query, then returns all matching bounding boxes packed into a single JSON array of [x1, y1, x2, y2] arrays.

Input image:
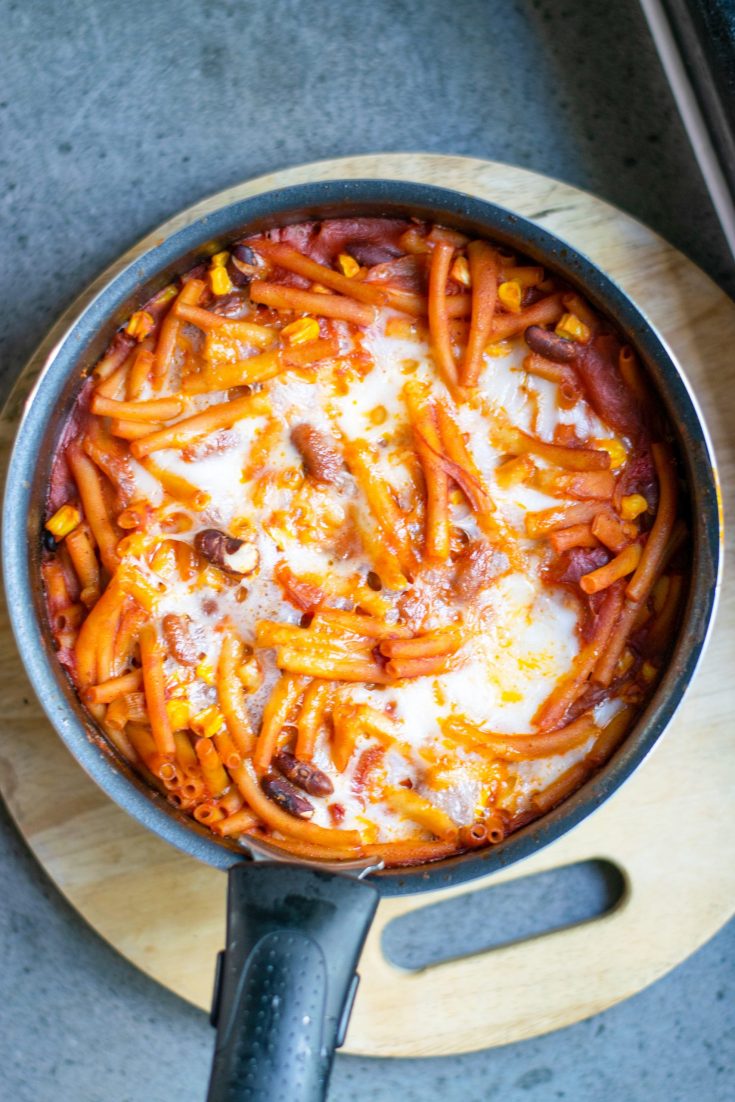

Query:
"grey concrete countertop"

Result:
[[1, 2, 733, 1099]]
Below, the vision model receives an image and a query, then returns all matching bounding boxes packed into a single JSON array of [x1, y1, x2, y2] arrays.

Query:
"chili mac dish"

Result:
[[41, 216, 687, 867]]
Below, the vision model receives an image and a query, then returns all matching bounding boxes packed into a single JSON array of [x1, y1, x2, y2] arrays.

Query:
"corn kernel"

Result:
[[209, 266, 233, 296], [355, 816, 379, 844], [281, 317, 320, 345], [310, 282, 332, 294], [641, 661, 659, 684], [449, 488, 464, 505], [555, 312, 591, 343], [369, 404, 388, 426], [385, 316, 419, 340], [450, 255, 472, 287], [483, 339, 512, 358], [211, 251, 230, 268], [191, 704, 225, 739], [195, 660, 216, 686], [125, 310, 155, 341], [593, 438, 627, 470], [498, 280, 522, 313], [45, 504, 81, 540], [337, 253, 360, 278], [620, 493, 648, 520], [166, 699, 191, 731]]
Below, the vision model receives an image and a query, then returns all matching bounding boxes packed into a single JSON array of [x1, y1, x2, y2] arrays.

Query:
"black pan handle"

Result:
[[206, 862, 379, 1102]]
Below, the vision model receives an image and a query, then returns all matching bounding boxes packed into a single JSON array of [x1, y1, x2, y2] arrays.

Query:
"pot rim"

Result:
[[1, 178, 723, 896]]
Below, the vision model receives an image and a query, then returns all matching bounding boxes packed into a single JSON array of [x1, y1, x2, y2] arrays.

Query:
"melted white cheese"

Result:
[[115, 303, 629, 842]]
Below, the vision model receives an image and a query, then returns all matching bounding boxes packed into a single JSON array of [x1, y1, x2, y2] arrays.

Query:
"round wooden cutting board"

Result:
[[1, 154, 733, 1057]]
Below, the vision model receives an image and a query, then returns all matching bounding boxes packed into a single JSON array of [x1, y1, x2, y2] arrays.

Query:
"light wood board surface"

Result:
[[1, 154, 733, 1057]]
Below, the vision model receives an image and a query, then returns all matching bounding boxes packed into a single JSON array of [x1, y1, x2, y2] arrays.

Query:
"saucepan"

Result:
[[1, 180, 721, 1102]]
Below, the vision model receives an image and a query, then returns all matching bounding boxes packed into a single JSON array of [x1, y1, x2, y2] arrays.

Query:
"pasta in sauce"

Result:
[[42, 217, 687, 867]]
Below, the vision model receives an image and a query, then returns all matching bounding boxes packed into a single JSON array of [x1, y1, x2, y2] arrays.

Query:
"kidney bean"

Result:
[[576, 338, 643, 438], [348, 242, 402, 267], [42, 529, 58, 553], [194, 528, 259, 576], [232, 243, 257, 266], [524, 325, 577, 362], [162, 613, 199, 666], [261, 776, 315, 818], [546, 546, 610, 587], [290, 424, 343, 484], [273, 750, 334, 797]]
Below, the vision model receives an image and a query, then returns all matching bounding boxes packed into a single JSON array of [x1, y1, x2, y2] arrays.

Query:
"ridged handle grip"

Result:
[[206, 862, 379, 1102]]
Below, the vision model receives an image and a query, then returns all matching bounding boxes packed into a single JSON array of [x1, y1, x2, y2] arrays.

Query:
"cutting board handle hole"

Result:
[[381, 858, 625, 971]]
